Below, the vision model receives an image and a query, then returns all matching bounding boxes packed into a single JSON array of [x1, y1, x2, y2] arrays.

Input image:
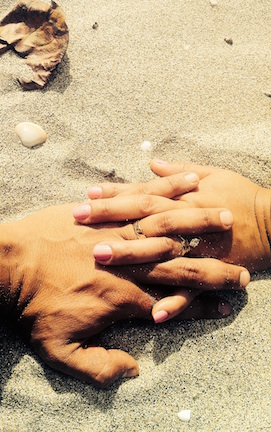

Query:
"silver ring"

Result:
[[133, 220, 147, 239]]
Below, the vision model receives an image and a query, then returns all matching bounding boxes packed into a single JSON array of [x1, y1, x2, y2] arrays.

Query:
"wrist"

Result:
[[255, 187, 271, 270]]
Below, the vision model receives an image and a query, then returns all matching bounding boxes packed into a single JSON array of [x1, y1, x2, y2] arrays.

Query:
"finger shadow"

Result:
[[0, 289, 248, 412], [151, 289, 248, 365], [0, 321, 25, 403]]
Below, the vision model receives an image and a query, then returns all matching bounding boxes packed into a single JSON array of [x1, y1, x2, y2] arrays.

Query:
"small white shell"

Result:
[[141, 140, 152, 151], [178, 410, 191, 422], [15, 122, 47, 148]]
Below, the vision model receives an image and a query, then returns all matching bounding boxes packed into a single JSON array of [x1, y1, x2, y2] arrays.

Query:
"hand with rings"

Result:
[[1, 200, 249, 387], [72, 167, 258, 323]]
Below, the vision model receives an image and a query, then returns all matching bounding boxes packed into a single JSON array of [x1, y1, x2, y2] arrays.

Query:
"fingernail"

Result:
[[93, 244, 112, 261], [218, 301, 231, 317], [239, 270, 250, 288], [88, 186, 102, 199], [153, 310, 169, 324], [153, 158, 168, 165], [122, 367, 139, 378], [219, 210, 233, 227], [184, 172, 199, 183], [72, 204, 91, 220]]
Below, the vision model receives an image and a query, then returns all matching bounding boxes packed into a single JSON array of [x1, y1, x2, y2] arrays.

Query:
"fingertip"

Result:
[[152, 310, 169, 324], [93, 244, 112, 262], [121, 366, 139, 378], [219, 210, 234, 228], [151, 158, 169, 166], [239, 270, 250, 288], [150, 158, 168, 174], [184, 172, 199, 184], [217, 301, 231, 317], [72, 204, 91, 222], [87, 186, 103, 199]]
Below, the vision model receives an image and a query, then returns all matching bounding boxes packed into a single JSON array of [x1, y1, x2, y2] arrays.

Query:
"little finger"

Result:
[[132, 257, 250, 291]]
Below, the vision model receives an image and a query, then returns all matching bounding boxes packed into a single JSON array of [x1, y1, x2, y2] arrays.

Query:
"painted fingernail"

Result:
[[122, 367, 139, 378], [218, 301, 231, 317], [93, 244, 112, 261], [184, 172, 199, 183], [153, 310, 169, 324], [88, 186, 102, 199], [72, 204, 91, 220], [153, 158, 168, 165], [219, 210, 233, 227], [239, 270, 250, 288]]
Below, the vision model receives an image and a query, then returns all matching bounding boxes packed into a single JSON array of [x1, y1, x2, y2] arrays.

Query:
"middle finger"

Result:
[[73, 195, 188, 224]]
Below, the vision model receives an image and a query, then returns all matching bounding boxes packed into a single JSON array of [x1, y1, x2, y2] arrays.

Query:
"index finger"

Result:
[[87, 172, 199, 199]]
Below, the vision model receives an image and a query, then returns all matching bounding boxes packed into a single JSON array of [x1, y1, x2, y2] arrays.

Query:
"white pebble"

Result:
[[210, 0, 218, 6], [141, 140, 152, 151], [15, 122, 47, 148], [178, 410, 191, 422]]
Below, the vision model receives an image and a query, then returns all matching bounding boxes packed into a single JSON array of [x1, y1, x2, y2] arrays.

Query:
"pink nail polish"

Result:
[[72, 204, 91, 220], [88, 186, 102, 199], [93, 244, 112, 261], [153, 158, 168, 165], [184, 172, 199, 183], [153, 310, 169, 324]]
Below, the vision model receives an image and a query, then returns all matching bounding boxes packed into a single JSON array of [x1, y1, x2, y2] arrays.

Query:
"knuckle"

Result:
[[39, 340, 64, 367], [158, 212, 176, 235], [100, 199, 113, 219], [178, 259, 202, 284], [201, 209, 212, 228], [135, 182, 150, 195], [158, 237, 181, 261], [135, 195, 156, 215], [221, 266, 235, 289], [165, 175, 179, 193]]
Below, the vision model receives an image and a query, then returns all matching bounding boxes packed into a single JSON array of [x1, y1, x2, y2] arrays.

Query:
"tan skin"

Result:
[[0, 175, 247, 387], [74, 160, 271, 322]]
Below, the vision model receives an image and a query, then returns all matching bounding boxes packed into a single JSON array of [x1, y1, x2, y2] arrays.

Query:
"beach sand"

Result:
[[0, 0, 271, 430]]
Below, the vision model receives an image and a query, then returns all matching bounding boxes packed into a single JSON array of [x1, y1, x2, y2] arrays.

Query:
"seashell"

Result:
[[15, 122, 47, 148], [0, 1, 69, 89], [177, 410, 191, 422], [141, 140, 152, 151]]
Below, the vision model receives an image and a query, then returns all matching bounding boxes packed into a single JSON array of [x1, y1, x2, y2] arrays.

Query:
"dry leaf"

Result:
[[0, 0, 69, 89]]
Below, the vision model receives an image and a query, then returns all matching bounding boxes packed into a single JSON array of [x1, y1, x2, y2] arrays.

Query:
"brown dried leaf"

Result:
[[0, 0, 69, 89]]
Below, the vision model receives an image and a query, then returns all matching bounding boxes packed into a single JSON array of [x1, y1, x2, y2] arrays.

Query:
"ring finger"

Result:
[[93, 207, 233, 265]]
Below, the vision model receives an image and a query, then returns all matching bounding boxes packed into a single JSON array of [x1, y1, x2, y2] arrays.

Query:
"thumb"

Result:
[[55, 345, 139, 388]]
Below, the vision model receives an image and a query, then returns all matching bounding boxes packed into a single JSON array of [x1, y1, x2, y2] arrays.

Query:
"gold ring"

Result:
[[133, 220, 147, 239]]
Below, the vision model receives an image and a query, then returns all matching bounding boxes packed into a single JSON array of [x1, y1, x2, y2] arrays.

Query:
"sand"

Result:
[[0, 0, 271, 430]]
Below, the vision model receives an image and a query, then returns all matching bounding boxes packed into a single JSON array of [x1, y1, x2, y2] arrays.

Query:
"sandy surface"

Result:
[[0, 0, 271, 430]]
